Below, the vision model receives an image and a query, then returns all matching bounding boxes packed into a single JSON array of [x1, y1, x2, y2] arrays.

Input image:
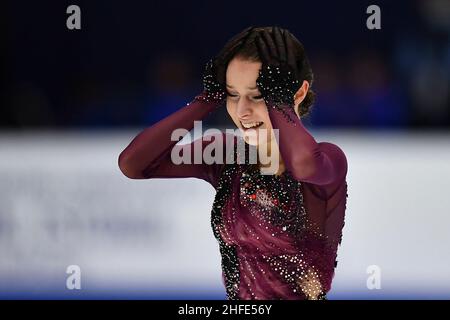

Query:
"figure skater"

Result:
[[118, 26, 348, 300]]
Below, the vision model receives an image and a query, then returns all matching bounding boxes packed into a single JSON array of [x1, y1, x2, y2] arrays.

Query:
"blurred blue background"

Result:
[[2, 0, 449, 129], [0, 0, 449, 299]]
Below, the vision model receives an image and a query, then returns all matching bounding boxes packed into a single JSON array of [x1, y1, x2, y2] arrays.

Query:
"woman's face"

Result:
[[225, 57, 273, 146]]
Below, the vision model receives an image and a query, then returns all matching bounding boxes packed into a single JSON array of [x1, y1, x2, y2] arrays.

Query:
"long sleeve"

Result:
[[118, 92, 226, 188], [268, 105, 348, 199], [268, 105, 348, 298]]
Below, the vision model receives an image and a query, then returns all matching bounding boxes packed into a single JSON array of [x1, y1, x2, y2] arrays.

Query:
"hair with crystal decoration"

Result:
[[216, 26, 316, 118]]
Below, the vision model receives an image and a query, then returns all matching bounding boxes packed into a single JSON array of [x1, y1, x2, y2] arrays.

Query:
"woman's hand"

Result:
[[196, 26, 255, 105], [255, 26, 301, 112], [198, 58, 227, 104]]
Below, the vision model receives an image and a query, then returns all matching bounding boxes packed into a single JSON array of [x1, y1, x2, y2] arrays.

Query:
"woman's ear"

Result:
[[294, 80, 310, 117]]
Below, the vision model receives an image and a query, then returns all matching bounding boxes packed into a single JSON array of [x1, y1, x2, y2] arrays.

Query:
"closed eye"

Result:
[[226, 91, 263, 100]]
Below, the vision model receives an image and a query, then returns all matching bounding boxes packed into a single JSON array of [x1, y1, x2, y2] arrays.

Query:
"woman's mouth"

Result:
[[241, 121, 264, 130]]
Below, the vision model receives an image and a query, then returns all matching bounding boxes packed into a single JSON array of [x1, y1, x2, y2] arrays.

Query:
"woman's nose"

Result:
[[236, 98, 253, 119]]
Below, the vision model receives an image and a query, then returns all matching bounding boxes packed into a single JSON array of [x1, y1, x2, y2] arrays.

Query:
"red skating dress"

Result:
[[118, 92, 348, 300]]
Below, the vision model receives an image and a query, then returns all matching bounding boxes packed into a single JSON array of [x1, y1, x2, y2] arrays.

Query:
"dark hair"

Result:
[[216, 26, 315, 118]]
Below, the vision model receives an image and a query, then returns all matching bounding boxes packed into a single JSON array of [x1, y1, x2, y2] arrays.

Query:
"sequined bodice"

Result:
[[211, 163, 333, 300], [239, 165, 308, 240]]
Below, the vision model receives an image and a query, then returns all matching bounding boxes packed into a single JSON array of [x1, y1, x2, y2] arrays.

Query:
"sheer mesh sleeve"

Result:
[[267, 104, 348, 298], [118, 92, 226, 189], [267, 106, 348, 196]]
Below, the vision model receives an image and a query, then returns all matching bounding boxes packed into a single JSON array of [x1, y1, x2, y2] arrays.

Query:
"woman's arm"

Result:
[[269, 104, 348, 298], [268, 105, 348, 197], [255, 26, 347, 299], [118, 92, 225, 187], [253, 27, 347, 197]]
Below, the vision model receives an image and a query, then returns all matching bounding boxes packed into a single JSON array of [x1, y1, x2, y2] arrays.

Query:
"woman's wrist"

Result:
[[201, 59, 227, 103], [266, 99, 299, 125]]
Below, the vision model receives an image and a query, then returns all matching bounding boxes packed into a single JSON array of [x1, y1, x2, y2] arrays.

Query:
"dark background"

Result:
[[1, 0, 449, 129]]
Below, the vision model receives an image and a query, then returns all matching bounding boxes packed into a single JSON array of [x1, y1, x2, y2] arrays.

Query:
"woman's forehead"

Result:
[[226, 58, 261, 90]]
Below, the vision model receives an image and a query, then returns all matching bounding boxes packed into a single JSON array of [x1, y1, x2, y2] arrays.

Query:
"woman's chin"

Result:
[[241, 129, 258, 145], [244, 136, 258, 146], [244, 135, 271, 148]]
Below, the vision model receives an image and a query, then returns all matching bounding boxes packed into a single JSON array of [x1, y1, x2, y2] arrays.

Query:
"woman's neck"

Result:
[[257, 141, 286, 176]]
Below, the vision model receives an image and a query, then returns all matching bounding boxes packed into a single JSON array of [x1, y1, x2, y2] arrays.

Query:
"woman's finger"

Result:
[[284, 31, 298, 77], [255, 34, 271, 65], [261, 30, 278, 62], [273, 26, 286, 63]]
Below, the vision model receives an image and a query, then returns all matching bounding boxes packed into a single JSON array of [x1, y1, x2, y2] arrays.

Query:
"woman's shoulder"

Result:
[[317, 141, 347, 158], [317, 141, 348, 177], [301, 141, 348, 201]]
